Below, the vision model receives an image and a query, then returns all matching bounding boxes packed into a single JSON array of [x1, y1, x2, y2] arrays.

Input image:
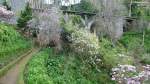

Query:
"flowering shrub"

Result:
[[111, 64, 150, 84], [0, 6, 14, 19], [70, 28, 100, 62]]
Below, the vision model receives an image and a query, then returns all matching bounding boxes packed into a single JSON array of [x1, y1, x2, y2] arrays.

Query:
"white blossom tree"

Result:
[[28, 7, 62, 52], [0, 6, 14, 21]]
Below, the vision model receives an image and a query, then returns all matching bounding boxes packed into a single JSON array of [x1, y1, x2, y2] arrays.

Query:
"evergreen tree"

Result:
[[79, 0, 97, 12], [61, 0, 97, 13], [17, 3, 32, 28]]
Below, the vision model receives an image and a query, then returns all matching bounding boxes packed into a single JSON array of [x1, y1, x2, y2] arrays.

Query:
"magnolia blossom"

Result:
[[111, 64, 150, 84], [0, 6, 14, 19], [71, 29, 100, 56], [70, 28, 101, 68]]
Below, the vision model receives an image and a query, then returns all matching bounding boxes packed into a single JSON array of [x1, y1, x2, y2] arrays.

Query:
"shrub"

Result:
[[71, 28, 100, 57], [62, 20, 100, 59], [61, 20, 84, 50], [17, 3, 32, 28], [70, 15, 82, 25]]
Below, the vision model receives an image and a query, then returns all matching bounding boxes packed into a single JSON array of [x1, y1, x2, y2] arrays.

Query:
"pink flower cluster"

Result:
[[0, 6, 14, 19], [111, 64, 150, 84]]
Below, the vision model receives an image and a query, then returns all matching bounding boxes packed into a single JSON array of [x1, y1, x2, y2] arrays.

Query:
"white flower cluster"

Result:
[[0, 6, 14, 19], [111, 64, 150, 84], [70, 29, 100, 57]]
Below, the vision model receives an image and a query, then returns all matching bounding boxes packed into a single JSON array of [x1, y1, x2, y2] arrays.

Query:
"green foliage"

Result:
[[144, 29, 150, 53], [46, 53, 91, 84], [119, 30, 150, 64], [78, 0, 97, 12], [99, 38, 133, 69], [130, 0, 150, 20], [17, 3, 32, 28], [125, 0, 150, 20], [61, 15, 82, 32], [120, 33, 142, 50], [0, 23, 31, 69], [62, 0, 97, 13], [61, 19, 80, 52], [46, 50, 114, 84], [25, 48, 114, 84], [2, 0, 11, 10], [24, 48, 53, 84], [62, 20, 77, 33], [120, 31, 150, 53], [62, 19, 133, 76], [71, 15, 82, 25], [141, 53, 150, 64]]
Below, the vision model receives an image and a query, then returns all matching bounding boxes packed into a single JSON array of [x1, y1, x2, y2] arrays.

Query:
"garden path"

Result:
[[0, 48, 39, 84]]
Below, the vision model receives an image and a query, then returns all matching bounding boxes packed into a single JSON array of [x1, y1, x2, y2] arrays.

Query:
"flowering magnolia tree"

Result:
[[70, 28, 101, 71], [111, 64, 150, 84], [27, 7, 62, 52], [71, 29, 100, 56], [0, 6, 14, 20]]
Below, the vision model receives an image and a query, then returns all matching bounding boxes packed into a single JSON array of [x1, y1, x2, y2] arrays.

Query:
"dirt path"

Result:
[[0, 48, 39, 84]]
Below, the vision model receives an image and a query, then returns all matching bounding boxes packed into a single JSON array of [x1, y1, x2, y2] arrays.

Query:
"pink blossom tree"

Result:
[[0, 6, 14, 21]]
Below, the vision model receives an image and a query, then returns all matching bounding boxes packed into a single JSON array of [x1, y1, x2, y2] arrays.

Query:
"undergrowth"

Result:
[[120, 30, 150, 64]]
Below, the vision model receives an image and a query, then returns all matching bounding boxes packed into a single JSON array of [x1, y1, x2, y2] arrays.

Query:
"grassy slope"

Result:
[[24, 48, 114, 84], [24, 30, 150, 84], [24, 28, 150, 84], [0, 23, 31, 69], [120, 30, 150, 64]]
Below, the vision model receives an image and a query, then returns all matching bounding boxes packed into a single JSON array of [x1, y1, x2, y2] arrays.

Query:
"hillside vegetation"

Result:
[[0, 0, 150, 84], [0, 23, 31, 69]]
